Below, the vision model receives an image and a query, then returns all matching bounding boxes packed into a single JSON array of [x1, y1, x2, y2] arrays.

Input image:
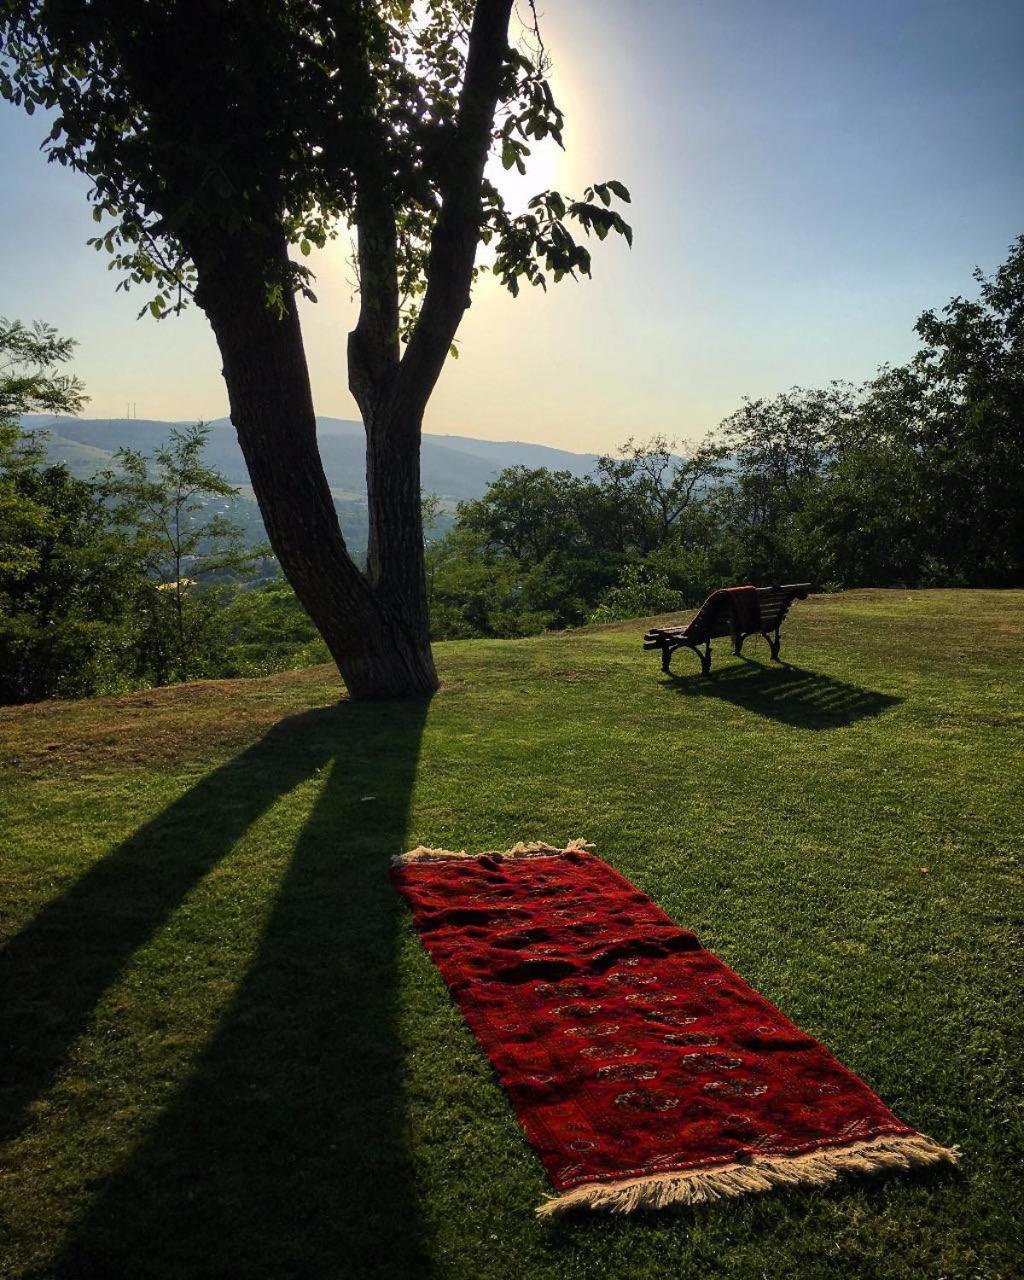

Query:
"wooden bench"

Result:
[[643, 583, 811, 675]]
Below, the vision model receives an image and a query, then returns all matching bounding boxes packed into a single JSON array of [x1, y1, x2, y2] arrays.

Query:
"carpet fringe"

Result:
[[393, 839, 595, 867], [536, 1132, 958, 1218]]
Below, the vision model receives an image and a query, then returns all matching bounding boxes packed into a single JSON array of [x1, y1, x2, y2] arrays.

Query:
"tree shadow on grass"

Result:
[[1, 710, 334, 1150], [664, 659, 901, 729], [4, 698, 430, 1279]]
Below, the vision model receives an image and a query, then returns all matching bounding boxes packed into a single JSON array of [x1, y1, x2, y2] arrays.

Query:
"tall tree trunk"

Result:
[[195, 235, 438, 700], [364, 400, 431, 646]]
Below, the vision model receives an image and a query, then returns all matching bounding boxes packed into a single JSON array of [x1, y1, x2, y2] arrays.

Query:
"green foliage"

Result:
[[0, 317, 88, 422], [427, 436, 737, 637], [426, 528, 552, 638], [587, 563, 685, 624], [0, 463, 142, 702], [204, 580, 331, 678], [0, 316, 88, 578], [102, 425, 266, 684], [429, 463, 639, 636], [455, 467, 600, 561], [594, 434, 728, 555], [709, 240, 1024, 590], [0, 338, 326, 703], [426, 236, 1024, 641], [897, 236, 1024, 584], [0, 316, 130, 701], [0, 2, 631, 327]]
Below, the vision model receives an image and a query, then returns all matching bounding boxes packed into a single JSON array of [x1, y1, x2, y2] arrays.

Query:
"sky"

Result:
[[2, 0, 1023, 453]]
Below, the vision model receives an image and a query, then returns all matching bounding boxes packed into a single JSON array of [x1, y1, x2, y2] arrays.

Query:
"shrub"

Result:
[[587, 563, 686, 624]]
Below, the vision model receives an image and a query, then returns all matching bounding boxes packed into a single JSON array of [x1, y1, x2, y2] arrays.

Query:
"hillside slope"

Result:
[[27, 415, 600, 499], [1, 590, 1020, 1280], [25, 415, 602, 555]]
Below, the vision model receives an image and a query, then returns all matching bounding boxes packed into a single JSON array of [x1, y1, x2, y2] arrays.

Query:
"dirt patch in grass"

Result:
[[0, 666, 340, 774]]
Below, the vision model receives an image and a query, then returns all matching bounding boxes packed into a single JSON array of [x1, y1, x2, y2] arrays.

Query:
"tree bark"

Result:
[[195, 234, 438, 699]]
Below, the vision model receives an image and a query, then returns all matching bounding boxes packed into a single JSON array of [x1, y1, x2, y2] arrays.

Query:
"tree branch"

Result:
[[347, 182, 401, 418], [395, 0, 515, 424]]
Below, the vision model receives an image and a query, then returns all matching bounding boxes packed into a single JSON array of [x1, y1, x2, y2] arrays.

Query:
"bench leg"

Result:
[[661, 641, 711, 676], [733, 631, 745, 657], [767, 628, 781, 662]]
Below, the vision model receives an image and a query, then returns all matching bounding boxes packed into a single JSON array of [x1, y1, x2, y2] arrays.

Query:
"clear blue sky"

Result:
[[2, 0, 1022, 451]]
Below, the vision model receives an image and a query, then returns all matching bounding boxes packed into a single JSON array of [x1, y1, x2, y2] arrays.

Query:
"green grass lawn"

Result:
[[1, 590, 1021, 1280]]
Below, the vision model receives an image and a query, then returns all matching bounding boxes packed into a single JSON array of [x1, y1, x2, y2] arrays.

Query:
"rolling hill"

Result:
[[23, 415, 601, 557], [26, 415, 600, 499]]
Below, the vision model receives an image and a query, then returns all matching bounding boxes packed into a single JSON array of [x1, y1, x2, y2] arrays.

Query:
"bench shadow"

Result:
[[4, 698, 430, 1279], [664, 659, 901, 729]]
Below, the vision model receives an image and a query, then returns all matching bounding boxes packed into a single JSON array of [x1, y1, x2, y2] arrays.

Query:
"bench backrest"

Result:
[[755, 583, 810, 633], [644, 582, 811, 644]]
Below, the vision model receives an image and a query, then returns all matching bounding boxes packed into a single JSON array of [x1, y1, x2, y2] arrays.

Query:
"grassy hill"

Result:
[[1, 590, 1020, 1280]]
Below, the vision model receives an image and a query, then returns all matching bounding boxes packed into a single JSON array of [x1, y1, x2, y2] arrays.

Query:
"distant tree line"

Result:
[[427, 235, 1024, 637], [1, 235, 1021, 702]]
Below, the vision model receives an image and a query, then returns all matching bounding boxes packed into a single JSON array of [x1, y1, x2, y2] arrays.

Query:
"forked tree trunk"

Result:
[[195, 236, 438, 700], [190, 0, 514, 700]]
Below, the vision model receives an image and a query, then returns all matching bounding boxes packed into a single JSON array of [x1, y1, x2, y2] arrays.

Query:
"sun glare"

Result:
[[487, 129, 568, 213]]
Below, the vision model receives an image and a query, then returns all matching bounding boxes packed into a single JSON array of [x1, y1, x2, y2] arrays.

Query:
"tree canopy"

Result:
[[0, 316, 87, 578], [0, 2, 630, 322]]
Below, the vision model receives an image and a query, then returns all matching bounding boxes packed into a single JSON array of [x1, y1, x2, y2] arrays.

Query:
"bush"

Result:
[[0, 614, 138, 703], [587, 563, 686, 624]]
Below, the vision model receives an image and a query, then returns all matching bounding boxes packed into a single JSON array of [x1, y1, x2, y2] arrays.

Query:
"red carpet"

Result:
[[391, 843, 956, 1216]]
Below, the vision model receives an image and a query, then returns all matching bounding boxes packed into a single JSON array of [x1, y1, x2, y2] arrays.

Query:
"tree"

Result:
[[0, 461, 143, 703], [456, 466, 597, 562], [0, 317, 87, 578], [104, 425, 264, 683], [587, 563, 685, 625], [1, 1, 631, 698], [595, 435, 728, 554], [713, 383, 862, 581], [889, 234, 1024, 584], [0, 316, 142, 702]]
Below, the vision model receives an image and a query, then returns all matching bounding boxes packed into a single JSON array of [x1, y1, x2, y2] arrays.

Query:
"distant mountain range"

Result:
[[26, 415, 600, 499], [23, 415, 602, 556]]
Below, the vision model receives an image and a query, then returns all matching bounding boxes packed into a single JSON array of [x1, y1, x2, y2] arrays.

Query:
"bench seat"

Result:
[[644, 583, 811, 675]]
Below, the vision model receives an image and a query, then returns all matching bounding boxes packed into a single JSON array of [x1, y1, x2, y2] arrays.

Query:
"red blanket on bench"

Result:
[[723, 584, 761, 633]]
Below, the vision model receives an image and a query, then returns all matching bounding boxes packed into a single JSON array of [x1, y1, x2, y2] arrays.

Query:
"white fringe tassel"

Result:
[[392, 839, 595, 867], [536, 1132, 958, 1218]]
